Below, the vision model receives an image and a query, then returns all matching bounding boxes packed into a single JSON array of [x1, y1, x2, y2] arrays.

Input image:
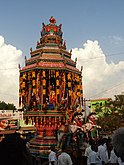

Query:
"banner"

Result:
[[0, 118, 19, 131]]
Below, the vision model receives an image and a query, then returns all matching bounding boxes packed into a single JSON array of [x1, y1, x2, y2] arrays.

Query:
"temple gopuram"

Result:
[[19, 16, 83, 158]]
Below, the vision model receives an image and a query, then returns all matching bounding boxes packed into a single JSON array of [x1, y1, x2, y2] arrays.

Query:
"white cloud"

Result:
[[0, 36, 124, 108], [0, 36, 23, 107], [71, 40, 124, 99]]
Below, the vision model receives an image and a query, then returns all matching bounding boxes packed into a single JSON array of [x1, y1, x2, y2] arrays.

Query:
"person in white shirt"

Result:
[[99, 138, 119, 165], [85, 139, 95, 165], [48, 146, 57, 165], [89, 144, 102, 165], [98, 138, 107, 165], [58, 145, 73, 165]]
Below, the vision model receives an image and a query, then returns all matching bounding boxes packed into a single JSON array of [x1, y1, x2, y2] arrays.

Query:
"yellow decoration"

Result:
[[75, 75, 79, 82], [37, 73, 40, 81], [67, 73, 71, 80], [33, 88, 36, 94], [42, 70, 45, 77], [56, 80, 59, 86], [32, 71, 36, 78], [56, 89, 59, 94], [23, 73, 26, 79], [68, 82, 71, 87], [77, 92, 81, 96], [22, 81, 25, 88], [78, 85, 80, 90], [32, 80, 36, 86], [56, 71, 59, 77], [74, 93, 77, 99], [42, 79, 46, 86], [43, 89, 46, 94], [69, 90, 72, 96]]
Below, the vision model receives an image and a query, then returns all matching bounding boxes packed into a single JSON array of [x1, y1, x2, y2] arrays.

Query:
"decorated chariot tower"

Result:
[[19, 16, 83, 158]]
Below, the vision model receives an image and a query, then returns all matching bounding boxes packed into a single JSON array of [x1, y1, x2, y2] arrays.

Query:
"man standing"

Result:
[[89, 144, 102, 165], [48, 146, 57, 165], [58, 145, 73, 165]]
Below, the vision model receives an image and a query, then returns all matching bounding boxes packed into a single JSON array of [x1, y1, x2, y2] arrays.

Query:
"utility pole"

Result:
[[83, 98, 87, 122], [83, 98, 91, 123]]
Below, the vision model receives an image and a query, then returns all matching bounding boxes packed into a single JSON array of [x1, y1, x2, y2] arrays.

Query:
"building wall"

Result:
[[90, 98, 109, 112]]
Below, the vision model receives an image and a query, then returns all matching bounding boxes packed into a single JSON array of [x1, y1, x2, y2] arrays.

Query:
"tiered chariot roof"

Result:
[[22, 16, 80, 74]]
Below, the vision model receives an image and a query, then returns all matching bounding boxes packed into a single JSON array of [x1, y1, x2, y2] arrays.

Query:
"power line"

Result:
[[77, 52, 124, 61], [97, 52, 124, 58], [106, 52, 124, 57], [89, 81, 124, 98]]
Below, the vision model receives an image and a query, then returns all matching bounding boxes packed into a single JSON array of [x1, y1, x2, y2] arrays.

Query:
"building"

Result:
[[19, 16, 83, 158], [90, 98, 110, 112]]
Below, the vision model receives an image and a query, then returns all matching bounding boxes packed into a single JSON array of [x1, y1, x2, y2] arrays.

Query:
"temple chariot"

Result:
[[19, 16, 84, 158]]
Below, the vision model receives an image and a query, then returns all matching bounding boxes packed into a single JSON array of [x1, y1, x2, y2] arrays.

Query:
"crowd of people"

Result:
[[48, 145, 73, 165], [0, 127, 124, 165], [48, 127, 124, 165]]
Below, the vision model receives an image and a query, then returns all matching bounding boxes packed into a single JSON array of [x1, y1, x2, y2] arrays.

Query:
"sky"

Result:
[[0, 0, 124, 107]]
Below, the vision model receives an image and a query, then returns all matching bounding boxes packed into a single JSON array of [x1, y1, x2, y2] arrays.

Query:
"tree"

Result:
[[95, 95, 124, 134], [0, 101, 16, 110]]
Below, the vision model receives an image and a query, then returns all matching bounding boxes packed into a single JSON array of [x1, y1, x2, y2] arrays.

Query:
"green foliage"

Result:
[[0, 101, 16, 110], [95, 95, 124, 134]]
